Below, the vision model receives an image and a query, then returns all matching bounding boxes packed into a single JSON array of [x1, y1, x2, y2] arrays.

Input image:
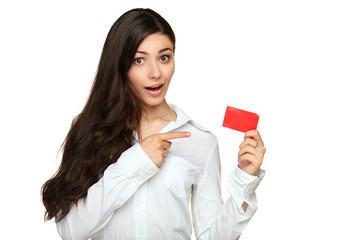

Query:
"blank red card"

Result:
[[222, 106, 260, 132]]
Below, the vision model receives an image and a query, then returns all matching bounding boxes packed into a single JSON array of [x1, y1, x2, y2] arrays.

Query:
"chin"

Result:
[[141, 97, 166, 108]]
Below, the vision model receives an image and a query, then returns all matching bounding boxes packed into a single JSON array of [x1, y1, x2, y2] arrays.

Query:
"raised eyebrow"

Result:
[[135, 48, 173, 55], [158, 48, 173, 54], [135, 51, 148, 55]]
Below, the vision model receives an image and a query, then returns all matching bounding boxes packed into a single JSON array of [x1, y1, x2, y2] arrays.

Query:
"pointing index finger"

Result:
[[159, 131, 191, 140]]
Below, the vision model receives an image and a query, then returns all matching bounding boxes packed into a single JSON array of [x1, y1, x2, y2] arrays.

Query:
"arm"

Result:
[[191, 141, 265, 240], [56, 143, 159, 240]]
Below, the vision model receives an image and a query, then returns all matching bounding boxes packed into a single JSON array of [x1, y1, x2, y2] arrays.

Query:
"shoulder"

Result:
[[189, 120, 210, 133], [186, 119, 218, 149]]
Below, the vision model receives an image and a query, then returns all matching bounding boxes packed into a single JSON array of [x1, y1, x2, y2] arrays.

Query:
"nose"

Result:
[[148, 61, 161, 79]]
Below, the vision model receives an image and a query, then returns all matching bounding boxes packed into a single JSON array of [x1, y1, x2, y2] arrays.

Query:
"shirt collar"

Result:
[[160, 104, 191, 133], [134, 104, 209, 141], [166, 104, 210, 133]]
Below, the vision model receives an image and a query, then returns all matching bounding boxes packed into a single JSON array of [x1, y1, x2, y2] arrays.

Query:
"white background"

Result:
[[1, 0, 359, 239]]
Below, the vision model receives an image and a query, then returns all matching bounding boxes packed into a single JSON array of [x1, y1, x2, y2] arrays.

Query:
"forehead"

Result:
[[136, 33, 174, 52]]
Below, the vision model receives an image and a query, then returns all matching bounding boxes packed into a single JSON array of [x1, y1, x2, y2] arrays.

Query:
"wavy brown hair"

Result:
[[41, 8, 176, 222]]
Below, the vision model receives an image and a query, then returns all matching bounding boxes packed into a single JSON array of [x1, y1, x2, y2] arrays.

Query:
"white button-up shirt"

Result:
[[57, 104, 265, 240]]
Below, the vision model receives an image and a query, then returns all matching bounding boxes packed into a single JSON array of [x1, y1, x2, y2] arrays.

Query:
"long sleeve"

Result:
[[191, 141, 265, 240], [56, 143, 159, 240]]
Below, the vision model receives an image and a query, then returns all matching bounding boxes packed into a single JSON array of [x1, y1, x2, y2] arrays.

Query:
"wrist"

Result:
[[237, 165, 258, 176]]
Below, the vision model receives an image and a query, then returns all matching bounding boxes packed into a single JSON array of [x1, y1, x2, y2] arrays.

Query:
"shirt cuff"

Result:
[[227, 167, 265, 218], [233, 167, 266, 194], [227, 167, 265, 203]]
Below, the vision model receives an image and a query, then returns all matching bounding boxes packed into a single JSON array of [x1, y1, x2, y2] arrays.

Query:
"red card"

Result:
[[222, 106, 260, 132]]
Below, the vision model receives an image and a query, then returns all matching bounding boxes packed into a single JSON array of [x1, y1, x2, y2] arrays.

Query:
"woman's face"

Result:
[[127, 33, 175, 109]]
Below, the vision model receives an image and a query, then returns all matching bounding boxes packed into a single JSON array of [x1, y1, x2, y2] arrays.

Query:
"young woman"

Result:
[[42, 8, 266, 240]]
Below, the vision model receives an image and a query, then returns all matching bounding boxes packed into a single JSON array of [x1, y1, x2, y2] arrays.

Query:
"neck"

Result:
[[141, 100, 176, 122]]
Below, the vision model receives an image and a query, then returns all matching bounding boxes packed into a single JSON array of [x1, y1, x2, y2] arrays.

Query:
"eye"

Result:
[[134, 58, 144, 65], [160, 55, 170, 62]]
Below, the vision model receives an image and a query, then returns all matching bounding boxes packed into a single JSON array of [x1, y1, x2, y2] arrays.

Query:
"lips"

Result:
[[144, 84, 164, 96], [145, 84, 163, 91]]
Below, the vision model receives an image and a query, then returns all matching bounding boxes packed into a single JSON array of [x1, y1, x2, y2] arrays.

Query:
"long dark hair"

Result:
[[41, 8, 176, 222]]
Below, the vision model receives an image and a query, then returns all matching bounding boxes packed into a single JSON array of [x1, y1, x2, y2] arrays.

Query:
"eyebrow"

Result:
[[136, 48, 173, 55]]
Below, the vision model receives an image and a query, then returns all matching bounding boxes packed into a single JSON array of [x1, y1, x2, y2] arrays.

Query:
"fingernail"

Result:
[[186, 132, 191, 137]]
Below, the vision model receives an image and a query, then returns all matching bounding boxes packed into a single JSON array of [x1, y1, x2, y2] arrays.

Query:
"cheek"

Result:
[[127, 79, 141, 99], [164, 64, 175, 80], [127, 69, 142, 89]]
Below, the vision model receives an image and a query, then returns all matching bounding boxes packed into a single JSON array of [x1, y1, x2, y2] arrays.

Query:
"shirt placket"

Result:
[[133, 182, 148, 240]]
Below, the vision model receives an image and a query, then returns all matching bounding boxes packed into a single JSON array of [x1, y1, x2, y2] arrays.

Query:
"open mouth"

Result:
[[145, 84, 163, 92]]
